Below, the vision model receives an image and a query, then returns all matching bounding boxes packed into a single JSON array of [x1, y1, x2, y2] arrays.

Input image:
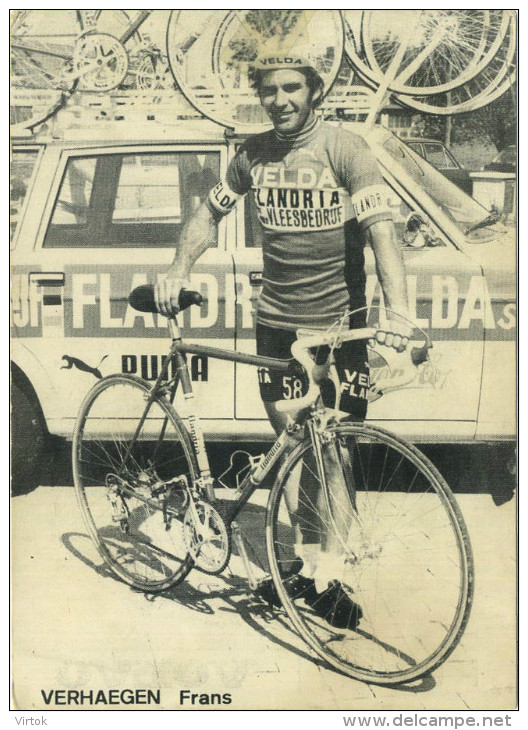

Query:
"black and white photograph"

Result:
[[10, 8, 517, 717]]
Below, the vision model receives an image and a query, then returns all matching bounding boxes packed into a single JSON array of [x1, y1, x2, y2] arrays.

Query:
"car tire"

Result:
[[11, 380, 46, 494]]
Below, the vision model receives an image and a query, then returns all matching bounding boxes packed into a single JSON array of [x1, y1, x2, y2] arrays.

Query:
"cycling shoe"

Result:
[[306, 580, 363, 630], [256, 568, 316, 608]]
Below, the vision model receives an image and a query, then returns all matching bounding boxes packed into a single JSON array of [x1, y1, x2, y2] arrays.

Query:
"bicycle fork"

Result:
[[306, 417, 370, 562]]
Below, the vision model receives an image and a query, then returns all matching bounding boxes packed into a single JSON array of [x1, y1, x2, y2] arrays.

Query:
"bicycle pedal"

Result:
[[253, 577, 281, 608]]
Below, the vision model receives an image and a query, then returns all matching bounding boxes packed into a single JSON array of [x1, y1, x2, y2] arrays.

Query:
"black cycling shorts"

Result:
[[256, 322, 369, 421]]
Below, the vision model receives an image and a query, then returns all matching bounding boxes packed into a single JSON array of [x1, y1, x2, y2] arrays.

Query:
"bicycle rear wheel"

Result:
[[73, 374, 196, 592], [266, 422, 473, 684]]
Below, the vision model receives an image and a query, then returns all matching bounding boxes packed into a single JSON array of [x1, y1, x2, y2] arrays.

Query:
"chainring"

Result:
[[183, 501, 230, 574], [73, 32, 129, 91]]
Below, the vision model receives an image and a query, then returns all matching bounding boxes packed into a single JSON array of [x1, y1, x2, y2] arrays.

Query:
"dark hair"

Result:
[[249, 66, 325, 108]]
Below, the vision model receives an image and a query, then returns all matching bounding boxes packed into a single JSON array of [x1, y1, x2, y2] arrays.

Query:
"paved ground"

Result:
[[11, 443, 517, 712]]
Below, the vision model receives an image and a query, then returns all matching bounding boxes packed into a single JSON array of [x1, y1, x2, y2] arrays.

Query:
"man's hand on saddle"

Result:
[[154, 271, 190, 317]]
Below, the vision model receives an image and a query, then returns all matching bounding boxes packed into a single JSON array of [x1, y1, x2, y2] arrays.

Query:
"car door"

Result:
[[232, 148, 484, 441], [13, 142, 235, 438], [364, 177, 484, 440]]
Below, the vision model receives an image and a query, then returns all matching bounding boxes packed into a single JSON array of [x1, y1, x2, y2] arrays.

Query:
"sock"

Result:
[[313, 552, 347, 593], [295, 543, 321, 579]]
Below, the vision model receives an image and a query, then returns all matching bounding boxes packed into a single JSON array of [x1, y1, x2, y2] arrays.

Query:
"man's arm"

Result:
[[155, 201, 219, 316], [366, 219, 411, 348]]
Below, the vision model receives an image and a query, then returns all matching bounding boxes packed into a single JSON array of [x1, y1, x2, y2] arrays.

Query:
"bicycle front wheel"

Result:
[[73, 374, 197, 592], [266, 422, 473, 684]]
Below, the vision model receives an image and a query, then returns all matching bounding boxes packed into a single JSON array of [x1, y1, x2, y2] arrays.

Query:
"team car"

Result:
[[10, 117, 516, 489], [405, 139, 473, 196]]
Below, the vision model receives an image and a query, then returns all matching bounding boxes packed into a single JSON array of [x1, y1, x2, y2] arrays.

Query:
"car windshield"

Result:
[[378, 135, 509, 242]]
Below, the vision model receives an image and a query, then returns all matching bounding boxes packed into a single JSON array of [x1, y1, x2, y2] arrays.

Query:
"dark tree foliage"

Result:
[[420, 84, 516, 151]]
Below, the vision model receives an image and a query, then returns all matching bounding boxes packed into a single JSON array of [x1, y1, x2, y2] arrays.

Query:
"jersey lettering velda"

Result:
[[208, 119, 393, 330]]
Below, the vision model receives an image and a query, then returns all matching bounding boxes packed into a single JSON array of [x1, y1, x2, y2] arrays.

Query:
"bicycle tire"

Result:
[[361, 9, 508, 98], [266, 421, 473, 684], [394, 15, 516, 116], [73, 373, 196, 592], [342, 9, 507, 98], [342, 10, 380, 92]]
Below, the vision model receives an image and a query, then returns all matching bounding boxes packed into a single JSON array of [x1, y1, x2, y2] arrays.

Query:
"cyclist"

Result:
[[156, 55, 410, 626]]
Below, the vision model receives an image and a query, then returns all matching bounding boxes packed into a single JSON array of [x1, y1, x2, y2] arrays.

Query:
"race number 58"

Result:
[[282, 376, 303, 400]]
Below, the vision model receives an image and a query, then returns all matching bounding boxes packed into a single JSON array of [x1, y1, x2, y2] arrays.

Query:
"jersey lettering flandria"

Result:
[[249, 161, 347, 232]]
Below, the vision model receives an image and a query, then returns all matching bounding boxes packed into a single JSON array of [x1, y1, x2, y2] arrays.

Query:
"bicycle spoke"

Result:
[[267, 422, 473, 684], [74, 375, 196, 591], [12, 42, 73, 60]]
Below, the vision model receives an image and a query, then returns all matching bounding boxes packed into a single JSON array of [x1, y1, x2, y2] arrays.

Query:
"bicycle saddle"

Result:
[[128, 284, 203, 314]]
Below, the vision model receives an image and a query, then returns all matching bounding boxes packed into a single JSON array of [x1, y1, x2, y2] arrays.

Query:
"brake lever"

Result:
[[410, 340, 432, 367]]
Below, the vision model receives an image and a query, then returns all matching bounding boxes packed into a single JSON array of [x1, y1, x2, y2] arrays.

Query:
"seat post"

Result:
[[168, 317, 182, 341]]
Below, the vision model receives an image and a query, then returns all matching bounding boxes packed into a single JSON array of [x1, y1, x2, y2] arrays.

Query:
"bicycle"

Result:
[[73, 285, 473, 685]]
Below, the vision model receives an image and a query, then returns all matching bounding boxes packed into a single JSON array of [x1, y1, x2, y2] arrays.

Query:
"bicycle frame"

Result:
[[122, 305, 421, 530], [129, 316, 308, 525]]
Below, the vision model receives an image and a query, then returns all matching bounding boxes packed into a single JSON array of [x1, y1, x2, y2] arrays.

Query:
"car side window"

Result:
[[423, 143, 451, 170], [10, 149, 39, 245], [408, 142, 423, 159], [50, 158, 96, 226], [44, 151, 220, 248]]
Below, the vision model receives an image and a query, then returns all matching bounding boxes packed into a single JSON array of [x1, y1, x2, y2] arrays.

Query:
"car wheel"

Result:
[[11, 381, 46, 494]]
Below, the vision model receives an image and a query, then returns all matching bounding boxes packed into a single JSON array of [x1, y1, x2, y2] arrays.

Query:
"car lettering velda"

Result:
[[10, 269, 516, 340]]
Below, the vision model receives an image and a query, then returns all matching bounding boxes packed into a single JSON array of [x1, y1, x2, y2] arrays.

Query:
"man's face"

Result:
[[258, 69, 314, 135]]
